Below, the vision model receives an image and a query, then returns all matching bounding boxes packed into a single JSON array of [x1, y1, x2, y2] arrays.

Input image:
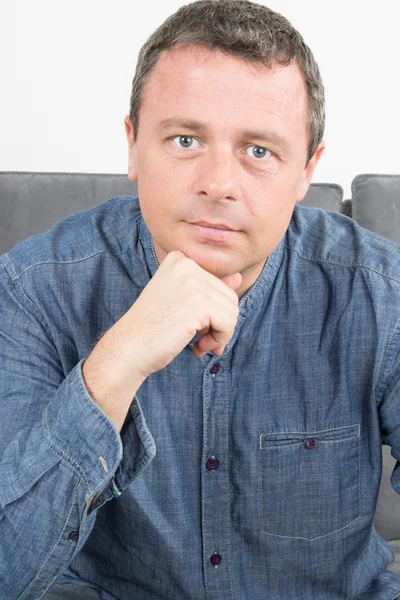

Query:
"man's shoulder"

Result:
[[288, 204, 400, 284], [1, 195, 142, 280]]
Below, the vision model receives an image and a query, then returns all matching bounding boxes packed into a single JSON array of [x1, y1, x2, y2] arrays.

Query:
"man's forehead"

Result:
[[145, 45, 307, 115]]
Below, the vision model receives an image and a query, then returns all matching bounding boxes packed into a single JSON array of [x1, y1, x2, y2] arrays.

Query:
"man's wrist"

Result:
[[82, 354, 145, 433]]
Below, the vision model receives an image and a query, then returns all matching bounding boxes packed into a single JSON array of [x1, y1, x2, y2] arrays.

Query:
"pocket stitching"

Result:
[[260, 423, 360, 446]]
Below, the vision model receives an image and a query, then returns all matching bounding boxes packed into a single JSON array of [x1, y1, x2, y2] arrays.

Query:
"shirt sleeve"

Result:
[[377, 315, 400, 494], [0, 255, 156, 600]]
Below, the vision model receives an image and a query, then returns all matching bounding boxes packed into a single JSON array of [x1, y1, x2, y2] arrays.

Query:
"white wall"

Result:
[[1, 0, 399, 198]]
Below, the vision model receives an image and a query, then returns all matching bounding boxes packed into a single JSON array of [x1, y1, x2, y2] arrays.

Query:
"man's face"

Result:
[[125, 45, 324, 296]]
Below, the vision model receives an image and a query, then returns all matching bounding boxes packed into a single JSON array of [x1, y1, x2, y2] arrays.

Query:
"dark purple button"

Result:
[[68, 529, 79, 542], [210, 552, 222, 567], [304, 438, 318, 450], [210, 363, 220, 375], [206, 456, 219, 471]]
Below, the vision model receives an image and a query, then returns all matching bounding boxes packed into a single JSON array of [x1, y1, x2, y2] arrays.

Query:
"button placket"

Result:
[[202, 356, 233, 593]]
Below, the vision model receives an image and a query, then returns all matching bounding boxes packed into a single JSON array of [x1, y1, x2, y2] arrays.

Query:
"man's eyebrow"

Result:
[[156, 118, 290, 152]]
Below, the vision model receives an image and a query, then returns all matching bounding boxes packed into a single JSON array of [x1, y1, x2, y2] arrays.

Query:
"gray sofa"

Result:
[[1, 171, 400, 574]]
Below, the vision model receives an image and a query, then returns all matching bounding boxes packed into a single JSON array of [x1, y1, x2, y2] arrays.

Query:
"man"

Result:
[[1, 0, 400, 598]]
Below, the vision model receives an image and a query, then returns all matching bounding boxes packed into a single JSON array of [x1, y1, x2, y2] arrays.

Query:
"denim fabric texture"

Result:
[[43, 583, 101, 599], [1, 196, 400, 600]]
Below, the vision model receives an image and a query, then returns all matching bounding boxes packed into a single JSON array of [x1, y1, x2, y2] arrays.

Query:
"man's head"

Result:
[[124, 0, 326, 295]]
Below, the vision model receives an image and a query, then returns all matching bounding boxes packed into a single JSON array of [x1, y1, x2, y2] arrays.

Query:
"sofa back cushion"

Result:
[[0, 172, 138, 255], [352, 174, 400, 243]]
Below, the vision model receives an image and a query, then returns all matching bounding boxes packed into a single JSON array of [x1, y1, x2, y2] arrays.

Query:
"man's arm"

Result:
[[0, 258, 149, 600]]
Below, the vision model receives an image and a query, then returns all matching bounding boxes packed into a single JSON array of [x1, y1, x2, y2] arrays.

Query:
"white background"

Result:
[[1, 0, 399, 198]]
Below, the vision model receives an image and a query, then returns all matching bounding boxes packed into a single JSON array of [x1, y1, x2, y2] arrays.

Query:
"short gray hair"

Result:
[[129, 0, 325, 164]]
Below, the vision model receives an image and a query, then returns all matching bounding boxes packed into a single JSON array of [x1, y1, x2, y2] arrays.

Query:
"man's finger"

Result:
[[193, 333, 225, 357]]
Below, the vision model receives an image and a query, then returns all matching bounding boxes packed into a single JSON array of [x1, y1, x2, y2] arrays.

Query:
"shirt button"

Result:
[[68, 529, 79, 542], [210, 363, 220, 375], [210, 552, 222, 567], [304, 438, 318, 449], [206, 456, 219, 471]]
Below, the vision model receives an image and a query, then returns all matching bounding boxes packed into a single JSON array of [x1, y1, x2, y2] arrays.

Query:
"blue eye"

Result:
[[171, 136, 272, 160], [172, 135, 200, 149], [245, 145, 272, 160]]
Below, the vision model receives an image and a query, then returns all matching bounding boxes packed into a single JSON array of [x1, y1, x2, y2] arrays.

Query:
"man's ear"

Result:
[[124, 114, 138, 182], [296, 140, 326, 202]]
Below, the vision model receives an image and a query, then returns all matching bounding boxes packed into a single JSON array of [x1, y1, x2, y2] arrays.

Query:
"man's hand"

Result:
[[125, 250, 242, 376], [82, 250, 242, 432]]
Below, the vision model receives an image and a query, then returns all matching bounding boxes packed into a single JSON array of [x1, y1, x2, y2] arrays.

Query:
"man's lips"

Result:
[[191, 220, 236, 231], [186, 221, 240, 242]]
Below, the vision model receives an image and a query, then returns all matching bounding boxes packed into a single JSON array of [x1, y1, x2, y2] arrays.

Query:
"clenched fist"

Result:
[[124, 250, 242, 378]]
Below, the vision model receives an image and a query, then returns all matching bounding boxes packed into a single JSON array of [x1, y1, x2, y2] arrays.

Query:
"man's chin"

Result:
[[179, 245, 239, 279], [152, 237, 240, 278]]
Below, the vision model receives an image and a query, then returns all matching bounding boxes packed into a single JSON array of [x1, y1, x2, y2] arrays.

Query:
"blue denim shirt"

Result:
[[2, 196, 400, 600]]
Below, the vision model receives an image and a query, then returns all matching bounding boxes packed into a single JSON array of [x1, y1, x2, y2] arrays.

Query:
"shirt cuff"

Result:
[[43, 358, 156, 503], [43, 358, 123, 496], [89, 391, 157, 512]]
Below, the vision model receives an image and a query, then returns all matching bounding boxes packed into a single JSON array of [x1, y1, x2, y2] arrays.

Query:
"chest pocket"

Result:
[[260, 424, 361, 541]]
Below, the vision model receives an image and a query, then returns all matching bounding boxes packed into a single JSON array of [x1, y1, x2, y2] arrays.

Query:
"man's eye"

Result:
[[171, 136, 272, 160], [172, 135, 200, 149], [245, 145, 272, 160]]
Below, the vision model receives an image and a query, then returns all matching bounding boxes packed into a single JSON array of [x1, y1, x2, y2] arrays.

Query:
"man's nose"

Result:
[[194, 146, 241, 202]]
